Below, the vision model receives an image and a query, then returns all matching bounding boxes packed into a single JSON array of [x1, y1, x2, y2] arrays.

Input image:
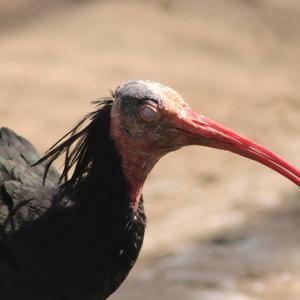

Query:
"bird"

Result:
[[0, 80, 299, 300]]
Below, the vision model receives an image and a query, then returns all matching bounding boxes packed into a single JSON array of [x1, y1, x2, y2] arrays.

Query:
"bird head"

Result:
[[111, 80, 189, 153], [110, 80, 300, 208]]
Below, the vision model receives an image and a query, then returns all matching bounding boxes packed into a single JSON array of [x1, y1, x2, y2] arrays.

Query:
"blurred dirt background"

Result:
[[0, 0, 300, 299]]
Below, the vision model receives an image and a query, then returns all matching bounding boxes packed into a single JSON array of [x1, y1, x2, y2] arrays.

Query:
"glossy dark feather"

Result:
[[1, 79, 298, 300], [0, 127, 59, 235], [0, 100, 146, 300]]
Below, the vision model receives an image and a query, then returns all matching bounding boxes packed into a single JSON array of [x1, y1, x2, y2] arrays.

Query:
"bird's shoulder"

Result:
[[0, 127, 60, 235]]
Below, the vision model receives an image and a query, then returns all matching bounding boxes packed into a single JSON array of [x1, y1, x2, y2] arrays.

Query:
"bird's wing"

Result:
[[0, 128, 60, 235]]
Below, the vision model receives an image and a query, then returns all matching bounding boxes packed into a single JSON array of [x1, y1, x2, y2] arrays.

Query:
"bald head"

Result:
[[114, 80, 185, 106], [109, 79, 300, 209]]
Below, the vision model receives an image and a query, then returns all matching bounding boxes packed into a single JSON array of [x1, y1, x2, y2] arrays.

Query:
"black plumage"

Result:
[[0, 99, 146, 300], [1, 79, 298, 300]]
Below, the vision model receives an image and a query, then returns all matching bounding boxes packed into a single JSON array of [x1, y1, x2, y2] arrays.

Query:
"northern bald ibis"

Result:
[[0, 80, 299, 300]]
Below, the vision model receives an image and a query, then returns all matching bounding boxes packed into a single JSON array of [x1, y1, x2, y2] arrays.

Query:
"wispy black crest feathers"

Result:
[[34, 98, 114, 200], [0, 88, 147, 300]]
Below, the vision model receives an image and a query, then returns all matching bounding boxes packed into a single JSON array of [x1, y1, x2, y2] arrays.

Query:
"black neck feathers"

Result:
[[12, 99, 146, 300], [37, 98, 130, 205]]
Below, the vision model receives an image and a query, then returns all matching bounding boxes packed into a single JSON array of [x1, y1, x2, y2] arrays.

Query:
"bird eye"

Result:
[[139, 105, 160, 122]]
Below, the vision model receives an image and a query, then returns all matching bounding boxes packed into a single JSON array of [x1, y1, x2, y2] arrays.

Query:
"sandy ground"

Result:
[[0, 0, 300, 299]]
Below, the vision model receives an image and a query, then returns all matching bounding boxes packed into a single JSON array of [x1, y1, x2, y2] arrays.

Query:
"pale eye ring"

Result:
[[139, 105, 160, 122]]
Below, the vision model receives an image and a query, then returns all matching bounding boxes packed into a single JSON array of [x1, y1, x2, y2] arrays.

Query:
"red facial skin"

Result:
[[111, 84, 300, 210]]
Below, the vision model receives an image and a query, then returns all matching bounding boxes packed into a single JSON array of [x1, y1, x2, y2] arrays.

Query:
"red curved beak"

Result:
[[177, 106, 300, 187]]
